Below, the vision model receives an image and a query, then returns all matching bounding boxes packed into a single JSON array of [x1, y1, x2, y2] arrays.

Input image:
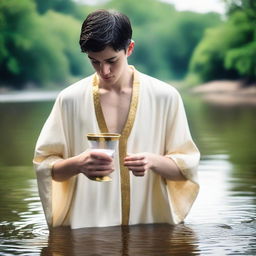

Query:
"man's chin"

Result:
[[101, 76, 115, 84]]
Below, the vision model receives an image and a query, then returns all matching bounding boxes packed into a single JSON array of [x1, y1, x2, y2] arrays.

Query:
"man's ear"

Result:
[[126, 40, 135, 57]]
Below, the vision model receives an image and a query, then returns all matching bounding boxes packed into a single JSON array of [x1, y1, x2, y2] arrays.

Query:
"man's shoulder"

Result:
[[57, 74, 94, 101], [138, 71, 180, 98]]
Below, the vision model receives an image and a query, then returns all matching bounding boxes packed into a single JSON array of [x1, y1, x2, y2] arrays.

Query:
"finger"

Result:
[[132, 171, 145, 177], [128, 166, 146, 171], [90, 152, 112, 161], [82, 166, 114, 175], [89, 158, 113, 165], [124, 160, 147, 167], [124, 155, 145, 161], [86, 164, 114, 171]]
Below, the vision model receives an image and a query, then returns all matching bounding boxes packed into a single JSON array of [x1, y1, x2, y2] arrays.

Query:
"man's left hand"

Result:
[[124, 153, 155, 177]]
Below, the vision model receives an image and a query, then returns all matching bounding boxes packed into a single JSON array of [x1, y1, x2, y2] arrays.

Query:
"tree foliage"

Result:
[[102, 0, 221, 81], [224, 0, 256, 20], [0, 0, 221, 89], [0, 0, 38, 87], [188, 0, 256, 85], [34, 0, 76, 14], [0, 0, 92, 89]]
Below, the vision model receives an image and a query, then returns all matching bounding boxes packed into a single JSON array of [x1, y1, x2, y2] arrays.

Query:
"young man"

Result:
[[33, 10, 200, 229]]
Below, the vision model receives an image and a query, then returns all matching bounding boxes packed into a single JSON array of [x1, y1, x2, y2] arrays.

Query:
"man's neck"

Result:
[[99, 66, 134, 93]]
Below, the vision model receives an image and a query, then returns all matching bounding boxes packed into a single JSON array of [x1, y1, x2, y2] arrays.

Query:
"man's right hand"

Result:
[[52, 151, 114, 182], [77, 151, 114, 179]]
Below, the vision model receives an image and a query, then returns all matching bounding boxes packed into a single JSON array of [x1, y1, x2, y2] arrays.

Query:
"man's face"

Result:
[[87, 43, 134, 86]]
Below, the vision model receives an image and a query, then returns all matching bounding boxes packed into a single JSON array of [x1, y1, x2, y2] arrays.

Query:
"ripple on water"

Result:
[[189, 222, 256, 256]]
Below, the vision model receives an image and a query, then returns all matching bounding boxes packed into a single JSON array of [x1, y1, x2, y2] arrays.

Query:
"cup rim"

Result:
[[87, 133, 121, 141]]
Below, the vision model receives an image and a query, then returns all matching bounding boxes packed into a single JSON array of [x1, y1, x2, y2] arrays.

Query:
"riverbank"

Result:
[[0, 90, 59, 103], [1, 80, 256, 106], [191, 80, 256, 106]]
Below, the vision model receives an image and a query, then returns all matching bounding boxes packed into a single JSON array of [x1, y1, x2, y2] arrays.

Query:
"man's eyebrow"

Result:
[[88, 56, 118, 61], [105, 56, 118, 61]]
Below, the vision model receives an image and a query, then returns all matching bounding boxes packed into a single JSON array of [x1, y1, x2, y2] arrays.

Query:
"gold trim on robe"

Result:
[[92, 66, 140, 225]]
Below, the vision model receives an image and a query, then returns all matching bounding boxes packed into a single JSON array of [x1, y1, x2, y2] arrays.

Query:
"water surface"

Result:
[[0, 93, 255, 255]]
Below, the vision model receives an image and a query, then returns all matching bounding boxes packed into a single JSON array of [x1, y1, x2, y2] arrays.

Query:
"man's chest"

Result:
[[99, 89, 132, 133]]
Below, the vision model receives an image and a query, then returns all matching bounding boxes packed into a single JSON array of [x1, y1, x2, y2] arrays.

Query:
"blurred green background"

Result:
[[0, 0, 255, 90]]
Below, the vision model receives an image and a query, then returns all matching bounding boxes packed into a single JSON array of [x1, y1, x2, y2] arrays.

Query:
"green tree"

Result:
[[38, 11, 92, 81], [224, 11, 256, 83], [102, 0, 221, 81], [0, 0, 38, 87], [0, 0, 223, 89], [224, 0, 256, 83], [0, 0, 91, 89], [223, 0, 256, 19], [33, 0, 93, 21], [34, 0, 77, 15], [188, 0, 256, 85], [162, 11, 221, 80]]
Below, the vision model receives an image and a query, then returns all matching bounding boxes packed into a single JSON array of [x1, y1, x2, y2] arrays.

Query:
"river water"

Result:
[[0, 92, 255, 255]]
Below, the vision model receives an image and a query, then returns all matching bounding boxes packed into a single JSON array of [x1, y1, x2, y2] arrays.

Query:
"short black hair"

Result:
[[79, 9, 132, 52]]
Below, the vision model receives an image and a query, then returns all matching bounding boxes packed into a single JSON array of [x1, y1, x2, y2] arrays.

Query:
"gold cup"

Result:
[[87, 133, 121, 182]]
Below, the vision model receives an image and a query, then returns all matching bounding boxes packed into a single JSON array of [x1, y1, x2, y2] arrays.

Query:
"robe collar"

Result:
[[92, 65, 140, 225]]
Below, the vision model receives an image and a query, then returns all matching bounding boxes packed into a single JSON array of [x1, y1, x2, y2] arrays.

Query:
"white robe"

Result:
[[33, 67, 200, 229]]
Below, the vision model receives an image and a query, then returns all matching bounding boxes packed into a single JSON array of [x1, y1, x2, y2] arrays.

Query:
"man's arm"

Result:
[[52, 151, 114, 182], [124, 153, 186, 181]]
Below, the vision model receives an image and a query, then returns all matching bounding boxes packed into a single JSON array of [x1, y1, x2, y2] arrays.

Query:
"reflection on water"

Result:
[[0, 95, 256, 255], [42, 224, 199, 256]]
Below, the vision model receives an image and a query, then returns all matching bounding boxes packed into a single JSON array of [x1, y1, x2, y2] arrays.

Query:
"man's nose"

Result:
[[100, 64, 110, 76]]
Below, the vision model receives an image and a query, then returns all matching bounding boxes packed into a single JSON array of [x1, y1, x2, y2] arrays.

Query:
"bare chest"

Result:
[[99, 89, 132, 134]]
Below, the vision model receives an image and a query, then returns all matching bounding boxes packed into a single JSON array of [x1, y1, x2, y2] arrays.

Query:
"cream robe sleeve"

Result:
[[33, 93, 76, 227], [165, 90, 200, 224]]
